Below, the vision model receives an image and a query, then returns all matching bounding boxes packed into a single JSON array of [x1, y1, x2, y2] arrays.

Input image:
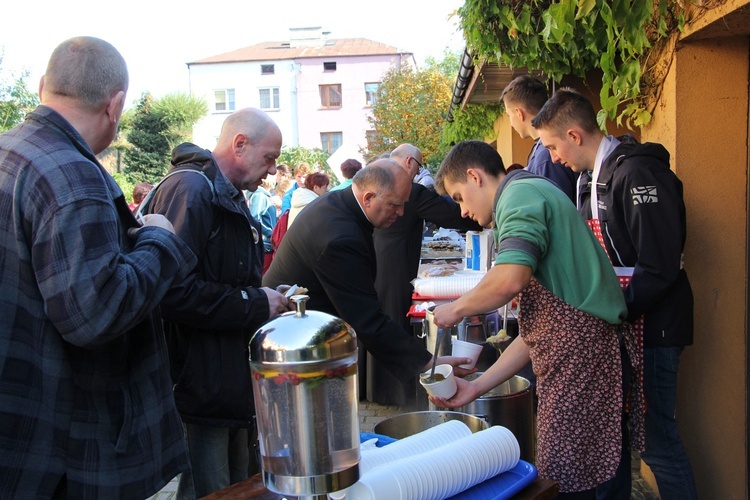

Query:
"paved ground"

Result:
[[149, 399, 659, 499]]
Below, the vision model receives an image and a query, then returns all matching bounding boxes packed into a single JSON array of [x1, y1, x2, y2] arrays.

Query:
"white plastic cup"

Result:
[[419, 364, 457, 398], [452, 338, 483, 369]]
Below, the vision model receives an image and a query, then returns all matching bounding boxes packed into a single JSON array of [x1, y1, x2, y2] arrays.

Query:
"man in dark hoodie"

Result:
[[533, 88, 696, 500], [142, 107, 291, 498]]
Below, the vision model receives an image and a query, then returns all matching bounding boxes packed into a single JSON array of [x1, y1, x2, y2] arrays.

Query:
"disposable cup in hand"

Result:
[[452, 338, 483, 369], [419, 364, 457, 399]]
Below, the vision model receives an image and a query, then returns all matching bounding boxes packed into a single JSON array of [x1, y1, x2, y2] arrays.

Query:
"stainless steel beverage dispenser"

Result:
[[249, 295, 360, 498]]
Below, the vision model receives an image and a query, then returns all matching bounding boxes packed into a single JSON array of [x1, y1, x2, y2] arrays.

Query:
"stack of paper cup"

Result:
[[359, 420, 471, 474], [347, 426, 520, 500], [414, 273, 484, 298], [451, 338, 483, 369]]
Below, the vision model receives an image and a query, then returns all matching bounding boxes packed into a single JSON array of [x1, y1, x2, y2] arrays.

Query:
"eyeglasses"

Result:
[[410, 157, 424, 170]]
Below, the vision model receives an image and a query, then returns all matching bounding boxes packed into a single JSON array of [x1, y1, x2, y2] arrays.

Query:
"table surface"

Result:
[[201, 473, 558, 499]]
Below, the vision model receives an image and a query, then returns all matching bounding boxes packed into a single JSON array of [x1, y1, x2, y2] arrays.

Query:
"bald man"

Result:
[[142, 107, 292, 497], [264, 160, 472, 386], [0, 37, 197, 497], [370, 144, 481, 405]]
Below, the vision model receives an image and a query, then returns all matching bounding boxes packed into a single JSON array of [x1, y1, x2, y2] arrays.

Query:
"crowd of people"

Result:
[[0, 36, 695, 500]]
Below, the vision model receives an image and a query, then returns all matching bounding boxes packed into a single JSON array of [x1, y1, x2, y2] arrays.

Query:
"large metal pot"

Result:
[[454, 373, 536, 462], [373, 410, 488, 439]]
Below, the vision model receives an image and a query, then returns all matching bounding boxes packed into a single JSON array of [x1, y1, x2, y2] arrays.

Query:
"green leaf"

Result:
[[576, 0, 596, 20]]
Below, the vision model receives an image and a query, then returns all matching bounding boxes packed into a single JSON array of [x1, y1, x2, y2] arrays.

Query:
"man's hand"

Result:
[[262, 287, 292, 318], [128, 214, 175, 238]]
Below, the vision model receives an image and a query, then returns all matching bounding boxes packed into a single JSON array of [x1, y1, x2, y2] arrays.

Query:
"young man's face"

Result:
[[443, 172, 493, 227], [537, 127, 587, 173]]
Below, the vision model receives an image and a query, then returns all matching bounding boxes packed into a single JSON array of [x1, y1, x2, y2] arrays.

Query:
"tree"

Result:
[[122, 92, 208, 184], [367, 64, 453, 170], [123, 93, 170, 184], [152, 92, 208, 150], [0, 58, 39, 133], [278, 145, 335, 180]]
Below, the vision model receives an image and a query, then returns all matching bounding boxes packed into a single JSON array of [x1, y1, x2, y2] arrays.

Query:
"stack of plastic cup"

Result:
[[359, 420, 472, 474], [346, 426, 520, 500]]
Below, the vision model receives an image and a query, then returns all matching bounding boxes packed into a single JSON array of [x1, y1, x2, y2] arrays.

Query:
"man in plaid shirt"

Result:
[[0, 37, 197, 498]]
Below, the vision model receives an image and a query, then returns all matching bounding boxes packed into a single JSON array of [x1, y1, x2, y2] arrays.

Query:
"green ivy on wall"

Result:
[[443, 103, 503, 146], [457, 0, 698, 128]]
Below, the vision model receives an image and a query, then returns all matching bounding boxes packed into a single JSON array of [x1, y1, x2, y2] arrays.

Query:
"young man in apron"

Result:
[[430, 140, 643, 499], [532, 88, 696, 500]]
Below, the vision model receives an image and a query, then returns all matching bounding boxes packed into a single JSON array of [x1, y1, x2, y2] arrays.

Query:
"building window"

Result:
[[259, 87, 280, 110], [261, 64, 275, 75], [319, 84, 342, 108], [214, 89, 235, 112], [365, 83, 380, 106], [323, 61, 337, 71], [320, 132, 343, 154]]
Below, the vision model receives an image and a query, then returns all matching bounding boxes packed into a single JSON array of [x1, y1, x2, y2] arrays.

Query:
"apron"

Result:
[[518, 279, 624, 492], [580, 139, 645, 454]]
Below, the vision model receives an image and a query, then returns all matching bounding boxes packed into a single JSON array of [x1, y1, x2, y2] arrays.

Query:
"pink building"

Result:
[[187, 27, 415, 174]]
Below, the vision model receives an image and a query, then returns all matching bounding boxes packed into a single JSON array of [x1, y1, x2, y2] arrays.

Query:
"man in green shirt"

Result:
[[430, 140, 642, 498]]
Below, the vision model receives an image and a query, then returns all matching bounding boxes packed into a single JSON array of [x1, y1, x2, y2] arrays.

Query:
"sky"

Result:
[[1, 0, 466, 110]]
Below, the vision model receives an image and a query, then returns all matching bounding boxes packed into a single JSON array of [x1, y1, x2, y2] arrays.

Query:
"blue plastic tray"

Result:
[[359, 433, 537, 499], [449, 460, 537, 500]]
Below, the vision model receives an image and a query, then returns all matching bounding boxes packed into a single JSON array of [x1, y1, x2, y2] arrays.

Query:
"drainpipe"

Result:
[[446, 48, 475, 122]]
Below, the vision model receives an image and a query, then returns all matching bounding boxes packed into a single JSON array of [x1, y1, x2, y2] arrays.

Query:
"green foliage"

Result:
[[278, 145, 335, 180], [111, 171, 136, 204], [425, 49, 462, 78], [367, 65, 453, 167], [458, 0, 688, 127], [122, 92, 208, 184], [123, 93, 170, 184], [442, 103, 503, 146], [0, 59, 39, 133], [152, 92, 208, 150]]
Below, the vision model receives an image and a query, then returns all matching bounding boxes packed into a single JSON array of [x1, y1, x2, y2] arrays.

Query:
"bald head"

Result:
[[213, 107, 282, 191], [217, 107, 280, 149], [352, 159, 411, 228], [42, 36, 128, 110], [390, 143, 423, 180]]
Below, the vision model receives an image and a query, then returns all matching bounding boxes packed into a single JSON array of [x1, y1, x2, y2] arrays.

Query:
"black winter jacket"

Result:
[[145, 143, 269, 427], [578, 135, 693, 348]]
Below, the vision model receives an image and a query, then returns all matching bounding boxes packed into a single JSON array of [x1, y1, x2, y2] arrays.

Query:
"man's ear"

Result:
[[362, 190, 377, 206], [229, 133, 250, 157], [514, 107, 525, 122], [466, 168, 483, 187], [567, 128, 583, 146], [106, 91, 126, 124]]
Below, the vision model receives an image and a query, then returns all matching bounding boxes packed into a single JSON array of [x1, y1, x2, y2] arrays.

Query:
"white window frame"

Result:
[[259, 87, 280, 111], [214, 89, 235, 112]]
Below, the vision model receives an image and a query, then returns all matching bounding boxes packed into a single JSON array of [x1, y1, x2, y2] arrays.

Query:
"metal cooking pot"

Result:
[[373, 410, 488, 439], [454, 373, 536, 462]]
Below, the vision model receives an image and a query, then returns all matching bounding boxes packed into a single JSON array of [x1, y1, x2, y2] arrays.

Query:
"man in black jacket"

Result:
[[143, 108, 291, 498], [263, 160, 472, 386], [369, 144, 481, 404], [533, 88, 696, 500]]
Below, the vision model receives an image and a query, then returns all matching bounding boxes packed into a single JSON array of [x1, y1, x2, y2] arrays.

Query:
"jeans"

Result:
[[176, 423, 250, 499], [640, 347, 697, 500]]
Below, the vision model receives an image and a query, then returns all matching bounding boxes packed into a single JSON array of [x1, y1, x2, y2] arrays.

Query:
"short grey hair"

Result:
[[353, 159, 400, 191], [44, 36, 128, 110]]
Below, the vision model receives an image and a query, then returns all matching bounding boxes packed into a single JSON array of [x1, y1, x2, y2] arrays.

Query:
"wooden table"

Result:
[[202, 473, 558, 499]]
